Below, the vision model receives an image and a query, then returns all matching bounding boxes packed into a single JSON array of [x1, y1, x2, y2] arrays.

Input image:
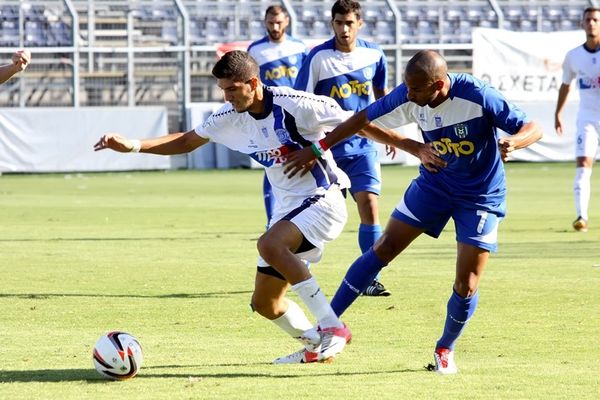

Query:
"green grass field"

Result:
[[1, 163, 598, 399]]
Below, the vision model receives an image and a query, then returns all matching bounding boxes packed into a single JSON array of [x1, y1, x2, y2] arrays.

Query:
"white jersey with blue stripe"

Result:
[[195, 86, 352, 212], [367, 73, 529, 203], [561, 44, 600, 119], [294, 37, 387, 156], [247, 35, 307, 88]]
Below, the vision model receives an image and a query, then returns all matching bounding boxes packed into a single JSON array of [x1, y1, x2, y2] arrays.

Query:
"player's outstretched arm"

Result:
[[359, 123, 447, 173], [284, 110, 371, 178], [0, 50, 31, 84], [94, 130, 209, 155], [498, 120, 543, 162]]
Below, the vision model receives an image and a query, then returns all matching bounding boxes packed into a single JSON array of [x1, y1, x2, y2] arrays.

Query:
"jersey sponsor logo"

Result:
[[250, 144, 292, 166], [329, 80, 372, 99], [264, 65, 299, 81], [432, 138, 475, 157], [275, 128, 291, 143], [578, 76, 600, 89], [454, 123, 469, 138]]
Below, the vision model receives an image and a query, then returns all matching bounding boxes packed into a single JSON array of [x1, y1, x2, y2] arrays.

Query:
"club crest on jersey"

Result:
[[454, 123, 469, 138], [434, 116, 443, 128], [261, 127, 269, 138], [289, 55, 297, 64], [275, 128, 291, 144], [362, 67, 373, 80]]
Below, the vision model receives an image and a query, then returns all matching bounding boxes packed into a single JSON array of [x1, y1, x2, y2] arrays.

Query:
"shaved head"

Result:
[[405, 50, 448, 82]]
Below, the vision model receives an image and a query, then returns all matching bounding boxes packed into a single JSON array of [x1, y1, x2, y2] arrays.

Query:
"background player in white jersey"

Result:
[[294, 0, 391, 297], [285, 50, 542, 374], [0, 50, 31, 84], [555, 7, 600, 233], [248, 5, 308, 228], [94, 50, 355, 364]]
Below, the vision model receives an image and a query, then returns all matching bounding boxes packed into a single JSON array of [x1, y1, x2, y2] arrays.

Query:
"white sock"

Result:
[[574, 167, 592, 220], [271, 299, 314, 342], [291, 277, 342, 329]]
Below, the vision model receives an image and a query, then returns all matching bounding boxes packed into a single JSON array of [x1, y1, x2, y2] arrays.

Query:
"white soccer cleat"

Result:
[[317, 324, 351, 363], [433, 347, 458, 375], [273, 348, 319, 364], [300, 327, 321, 352]]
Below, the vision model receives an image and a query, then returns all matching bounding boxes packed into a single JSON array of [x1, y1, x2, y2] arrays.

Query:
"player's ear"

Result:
[[248, 76, 259, 91]]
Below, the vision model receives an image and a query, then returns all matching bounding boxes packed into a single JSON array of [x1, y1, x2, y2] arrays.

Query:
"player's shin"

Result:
[[291, 276, 342, 329], [436, 289, 479, 350], [331, 248, 388, 316], [270, 299, 315, 344]]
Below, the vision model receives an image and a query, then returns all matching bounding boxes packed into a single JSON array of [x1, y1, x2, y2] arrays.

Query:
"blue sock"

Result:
[[331, 248, 387, 316], [358, 224, 383, 281], [263, 174, 275, 229], [436, 289, 479, 351]]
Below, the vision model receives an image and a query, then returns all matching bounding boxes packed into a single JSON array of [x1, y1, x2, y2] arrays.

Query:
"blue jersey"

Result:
[[367, 73, 529, 205], [247, 36, 307, 88], [294, 37, 387, 157]]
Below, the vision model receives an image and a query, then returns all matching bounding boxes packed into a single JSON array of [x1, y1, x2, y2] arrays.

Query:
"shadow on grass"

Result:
[[0, 291, 253, 300], [0, 365, 426, 383]]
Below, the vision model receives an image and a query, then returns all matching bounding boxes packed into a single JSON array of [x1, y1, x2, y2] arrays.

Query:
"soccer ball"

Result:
[[92, 331, 143, 380]]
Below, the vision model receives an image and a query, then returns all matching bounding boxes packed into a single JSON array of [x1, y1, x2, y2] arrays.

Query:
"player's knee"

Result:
[[256, 234, 277, 262], [372, 236, 398, 263], [250, 293, 277, 318], [454, 278, 478, 297]]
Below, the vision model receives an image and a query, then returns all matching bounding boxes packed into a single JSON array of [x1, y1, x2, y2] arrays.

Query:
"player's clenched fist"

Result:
[[12, 50, 31, 71], [94, 133, 137, 153]]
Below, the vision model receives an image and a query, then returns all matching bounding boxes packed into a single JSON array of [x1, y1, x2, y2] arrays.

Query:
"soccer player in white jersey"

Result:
[[294, 0, 391, 297], [248, 5, 307, 228], [0, 50, 31, 84], [555, 7, 600, 233], [94, 51, 440, 364], [285, 50, 542, 374]]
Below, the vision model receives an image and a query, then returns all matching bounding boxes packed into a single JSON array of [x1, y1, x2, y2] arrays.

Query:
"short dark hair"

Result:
[[212, 51, 259, 82], [265, 5, 288, 19], [331, 0, 362, 20], [583, 7, 600, 18]]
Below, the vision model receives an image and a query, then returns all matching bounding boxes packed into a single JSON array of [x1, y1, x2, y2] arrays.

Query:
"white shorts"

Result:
[[257, 186, 348, 267], [575, 119, 600, 158]]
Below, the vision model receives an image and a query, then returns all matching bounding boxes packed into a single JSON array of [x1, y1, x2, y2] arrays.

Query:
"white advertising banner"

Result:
[[0, 107, 172, 173], [472, 28, 581, 102], [472, 28, 597, 161]]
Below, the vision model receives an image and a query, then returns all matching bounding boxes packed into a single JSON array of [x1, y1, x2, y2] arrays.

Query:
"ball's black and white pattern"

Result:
[[92, 331, 143, 380]]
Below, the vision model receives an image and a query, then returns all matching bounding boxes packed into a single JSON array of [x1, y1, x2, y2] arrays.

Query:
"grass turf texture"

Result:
[[0, 163, 598, 399]]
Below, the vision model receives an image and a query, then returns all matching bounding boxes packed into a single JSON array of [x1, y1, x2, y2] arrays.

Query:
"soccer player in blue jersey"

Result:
[[285, 50, 543, 374], [248, 5, 308, 228], [294, 0, 392, 297]]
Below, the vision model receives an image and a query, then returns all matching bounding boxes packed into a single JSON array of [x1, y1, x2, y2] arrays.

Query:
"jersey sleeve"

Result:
[[366, 84, 414, 129], [561, 50, 576, 85], [295, 94, 354, 134], [293, 50, 318, 92], [193, 104, 233, 140], [481, 84, 529, 135], [372, 50, 388, 91]]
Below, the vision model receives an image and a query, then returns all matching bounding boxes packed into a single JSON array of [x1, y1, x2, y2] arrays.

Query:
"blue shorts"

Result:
[[391, 178, 506, 252], [334, 151, 381, 196]]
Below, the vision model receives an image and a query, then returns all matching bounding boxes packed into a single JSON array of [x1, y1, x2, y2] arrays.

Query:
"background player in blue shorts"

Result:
[[248, 5, 307, 228], [285, 50, 543, 374], [294, 0, 391, 297]]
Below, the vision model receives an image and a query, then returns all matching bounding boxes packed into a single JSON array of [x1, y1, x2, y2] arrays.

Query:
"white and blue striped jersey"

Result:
[[561, 44, 600, 120], [294, 37, 387, 157], [195, 86, 352, 212], [367, 73, 529, 203], [247, 36, 307, 88]]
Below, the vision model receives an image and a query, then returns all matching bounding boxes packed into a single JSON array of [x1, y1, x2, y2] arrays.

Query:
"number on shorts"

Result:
[[476, 210, 488, 234]]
